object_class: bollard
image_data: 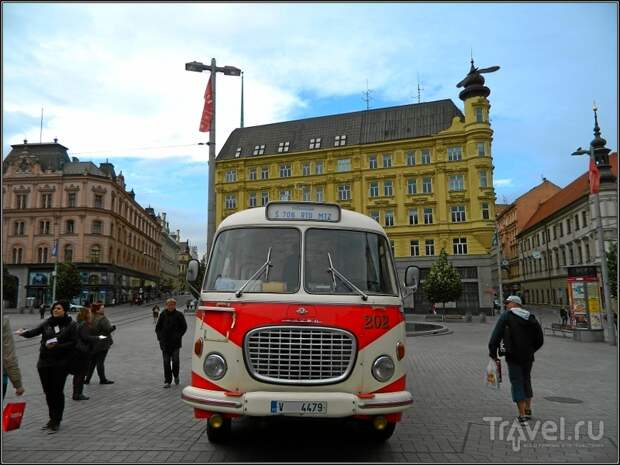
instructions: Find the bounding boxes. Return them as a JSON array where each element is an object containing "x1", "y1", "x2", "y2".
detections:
[
  {"x1": 465, "y1": 312, "x2": 472, "y2": 323},
  {"x1": 480, "y1": 312, "x2": 487, "y2": 323}
]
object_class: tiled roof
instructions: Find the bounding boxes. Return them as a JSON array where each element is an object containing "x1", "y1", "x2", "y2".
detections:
[
  {"x1": 62, "y1": 161, "x2": 105, "y2": 176},
  {"x1": 218, "y1": 99, "x2": 464, "y2": 160},
  {"x1": 495, "y1": 203, "x2": 511, "y2": 217},
  {"x1": 520, "y1": 153, "x2": 617, "y2": 234}
]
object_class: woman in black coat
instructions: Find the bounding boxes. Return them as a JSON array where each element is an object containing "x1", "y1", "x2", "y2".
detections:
[
  {"x1": 71, "y1": 306, "x2": 101, "y2": 400},
  {"x1": 16, "y1": 301, "x2": 77, "y2": 433}
]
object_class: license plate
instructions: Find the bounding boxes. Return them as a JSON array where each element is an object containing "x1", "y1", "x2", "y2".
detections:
[{"x1": 270, "y1": 400, "x2": 327, "y2": 415}]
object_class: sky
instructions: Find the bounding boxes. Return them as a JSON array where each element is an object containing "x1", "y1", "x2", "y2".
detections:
[{"x1": 2, "y1": 2, "x2": 618, "y2": 258}]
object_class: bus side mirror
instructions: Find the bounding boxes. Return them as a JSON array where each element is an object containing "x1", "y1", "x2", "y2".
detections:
[
  {"x1": 186, "y1": 259, "x2": 200, "y2": 283},
  {"x1": 404, "y1": 266, "x2": 419, "y2": 292}
]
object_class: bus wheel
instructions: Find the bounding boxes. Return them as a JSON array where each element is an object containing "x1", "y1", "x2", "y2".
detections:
[
  {"x1": 368, "y1": 420, "x2": 396, "y2": 442},
  {"x1": 206, "y1": 416, "x2": 231, "y2": 443}
]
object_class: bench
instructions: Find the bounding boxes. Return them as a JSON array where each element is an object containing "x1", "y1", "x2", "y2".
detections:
[{"x1": 544, "y1": 322, "x2": 575, "y2": 338}]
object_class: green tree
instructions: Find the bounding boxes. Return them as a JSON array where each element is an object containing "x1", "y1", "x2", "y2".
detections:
[
  {"x1": 422, "y1": 249, "x2": 463, "y2": 320},
  {"x1": 55, "y1": 262, "x2": 82, "y2": 303},
  {"x1": 607, "y1": 241, "x2": 617, "y2": 300}
]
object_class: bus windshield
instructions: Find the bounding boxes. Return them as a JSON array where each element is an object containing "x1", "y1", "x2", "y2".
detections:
[
  {"x1": 304, "y1": 229, "x2": 397, "y2": 296},
  {"x1": 204, "y1": 227, "x2": 301, "y2": 293}
]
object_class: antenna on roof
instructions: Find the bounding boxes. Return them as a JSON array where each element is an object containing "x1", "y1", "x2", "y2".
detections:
[
  {"x1": 417, "y1": 73, "x2": 424, "y2": 104},
  {"x1": 362, "y1": 79, "x2": 373, "y2": 110},
  {"x1": 40, "y1": 107, "x2": 44, "y2": 143}
]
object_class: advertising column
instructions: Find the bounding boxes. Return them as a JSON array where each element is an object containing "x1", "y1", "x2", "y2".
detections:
[{"x1": 567, "y1": 266, "x2": 604, "y2": 342}]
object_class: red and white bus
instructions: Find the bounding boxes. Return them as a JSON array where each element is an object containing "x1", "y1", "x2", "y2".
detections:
[{"x1": 182, "y1": 202, "x2": 419, "y2": 442}]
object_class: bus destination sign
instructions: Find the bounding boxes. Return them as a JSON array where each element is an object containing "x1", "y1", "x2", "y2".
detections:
[{"x1": 265, "y1": 202, "x2": 340, "y2": 222}]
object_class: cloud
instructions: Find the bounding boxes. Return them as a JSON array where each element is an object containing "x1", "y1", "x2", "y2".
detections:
[{"x1": 494, "y1": 179, "x2": 513, "y2": 187}]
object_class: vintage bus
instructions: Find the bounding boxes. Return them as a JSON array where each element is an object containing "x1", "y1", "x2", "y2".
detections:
[{"x1": 182, "y1": 202, "x2": 419, "y2": 442}]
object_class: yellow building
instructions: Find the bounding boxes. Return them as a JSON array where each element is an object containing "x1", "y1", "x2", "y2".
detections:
[{"x1": 215, "y1": 62, "x2": 499, "y2": 313}]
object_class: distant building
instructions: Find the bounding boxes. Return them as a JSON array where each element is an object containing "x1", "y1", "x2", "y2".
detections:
[
  {"x1": 158, "y1": 212, "x2": 180, "y2": 293},
  {"x1": 171, "y1": 231, "x2": 191, "y2": 292},
  {"x1": 2, "y1": 140, "x2": 161, "y2": 307}
]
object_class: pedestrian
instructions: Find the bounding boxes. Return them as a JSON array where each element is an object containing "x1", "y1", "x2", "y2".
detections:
[
  {"x1": 3, "y1": 318, "x2": 25, "y2": 400},
  {"x1": 39, "y1": 302, "x2": 47, "y2": 320},
  {"x1": 71, "y1": 307, "x2": 101, "y2": 401},
  {"x1": 85, "y1": 302, "x2": 115, "y2": 385},
  {"x1": 155, "y1": 298, "x2": 187, "y2": 388},
  {"x1": 559, "y1": 307, "x2": 568, "y2": 327},
  {"x1": 152, "y1": 304, "x2": 160, "y2": 324},
  {"x1": 488, "y1": 295, "x2": 544, "y2": 425},
  {"x1": 15, "y1": 301, "x2": 77, "y2": 433}
]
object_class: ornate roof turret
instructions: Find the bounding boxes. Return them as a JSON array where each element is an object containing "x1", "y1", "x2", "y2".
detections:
[
  {"x1": 591, "y1": 103, "x2": 615, "y2": 184},
  {"x1": 457, "y1": 58, "x2": 500, "y2": 101}
]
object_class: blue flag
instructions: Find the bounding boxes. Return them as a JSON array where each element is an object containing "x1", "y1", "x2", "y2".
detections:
[{"x1": 51, "y1": 239, "x2": 58, "y2": 257}]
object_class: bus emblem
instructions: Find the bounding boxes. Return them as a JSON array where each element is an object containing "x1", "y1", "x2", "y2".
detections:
[{"x1": 296, "y1": 308, "x2": 308, "y2": 315}]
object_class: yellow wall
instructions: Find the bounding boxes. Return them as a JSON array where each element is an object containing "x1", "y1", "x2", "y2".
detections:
[{"x1": 216, "y1": 97, "x2": 496, "y2": 258}]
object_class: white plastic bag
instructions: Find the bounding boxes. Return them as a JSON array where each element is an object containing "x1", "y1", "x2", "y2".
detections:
[{"x1": 485, "y1": 359, "x2": 500, "y2": 389}]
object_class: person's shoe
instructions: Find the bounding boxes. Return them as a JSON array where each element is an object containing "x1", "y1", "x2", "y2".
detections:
[
  {"x1": 41, "y1": 421, "x2": 53, "y2": 430},
  {"x1": 163, "y1": 383, "x2": 171, "y2": 388},
  {"x1": 47, "y1": 422, "x2": 60, "y2": 434},
  {"x1": 84, "y1": 379, "x2": 90, "y2": 385},
  {"x1": 517, "y1": 416, "x2": 529, "y2": 425},
  {"x1": 524, "y1": 408, "x2": 532, "y2": 420},
  {"x1": 174, "y1": 377, "x2": 179, "y2": 385},
  {"x1": 73, "y1": 394, "x2": 90, "y2": 400},
  {"x1": 100, "y1": 379, "x2": 114, "y2": 384}
]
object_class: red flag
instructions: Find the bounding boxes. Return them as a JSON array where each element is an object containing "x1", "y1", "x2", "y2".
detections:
[
  {"x1": 589, "y1": 158, "x2": 600, "y2": 194},
  {"x1": 199, "y1": 76, "x2": 213, "y2": 133}
]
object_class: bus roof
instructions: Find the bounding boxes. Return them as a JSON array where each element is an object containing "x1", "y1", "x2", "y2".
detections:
[{"x1": 218, "y1": 204, "x2": 387, "y2": 234}]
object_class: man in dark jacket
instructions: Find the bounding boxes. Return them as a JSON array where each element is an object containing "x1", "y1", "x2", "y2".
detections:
[
  {"x1": 155, "y1": 298, "x2": 187, "y2": 388},
  {"x1": 488, "y1": 295, "x2": 544, "y2": 425}
]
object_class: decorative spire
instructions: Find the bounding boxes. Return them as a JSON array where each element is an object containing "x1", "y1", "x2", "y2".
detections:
[
  {"x1": 591, "y1": 101, "x2": 607, "y2": 149},
  {"x1": 589, "y1": 102, "x2": 614, "y2": 184}
]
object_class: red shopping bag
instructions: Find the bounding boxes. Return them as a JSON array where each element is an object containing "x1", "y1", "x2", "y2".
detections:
[{"x1": 2, "y1": 402, "x2": 26, "y2": 432}]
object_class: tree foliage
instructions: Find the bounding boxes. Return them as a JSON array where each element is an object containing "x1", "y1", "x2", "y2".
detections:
[
  {"x1": 55, "y1": 262, "x2": 82, "y2": 302},
  {"x1": 607, "y1": 241, "x2": 617, "y2": 300},
  {"x1": 422, "y1": 249, "x2": 463, "y2": 316}
]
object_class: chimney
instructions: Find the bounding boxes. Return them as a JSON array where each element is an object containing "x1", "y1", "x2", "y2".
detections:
[
  {"x1": 177, "y1": 229, "x2": 180, "y2": 241},
  {"x1": 162, "y1": 212, "x2": 167, "y2": 222},
  {"x1": 54, "y1": 138, "x2": 58, "y2": 143}
]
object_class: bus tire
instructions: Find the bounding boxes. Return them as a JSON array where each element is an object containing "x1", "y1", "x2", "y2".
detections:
[
  {"x1": 206, "y1": 417, "x2": 231, "y2": 443},
  {"x1": 369, "y1": 421, "x2": 396, "y2": 442}
]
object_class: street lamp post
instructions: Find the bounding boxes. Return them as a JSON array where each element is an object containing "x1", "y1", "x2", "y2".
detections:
[
  {"x1": 571, "y1": 104, "x2": 616, "y2": 346},
  {"x1": 185, "y1": 59, "x2": 241, "y2": 257}
]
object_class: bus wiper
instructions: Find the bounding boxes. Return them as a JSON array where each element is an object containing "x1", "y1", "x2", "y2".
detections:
[
  {"x1": 327, "y1": 253, "x2": 368, "y2": 301},
  {"x1": 235, "y1": 248, "x2": 273, "y2": 297}
]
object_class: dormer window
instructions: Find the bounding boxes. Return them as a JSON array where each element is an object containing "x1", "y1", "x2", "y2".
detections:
[
  {"x1": 309, "y1": 138, "x2": 321, "y2": 149},
  {"x1": 235, "y1": 147, "x2": 242, "y2": 158},
  {"x1": 278, "y1": 141, "x2": 290, "y2": 153},
  {"x1": 475, "y1": 107, "x2": 484, "y2": 123},
  {"x1": 334, "y1": 135, "x2": 347, "y2": 147},
  {"x1": 253, "y1": 145, "x2": 265, "y2": 156}
]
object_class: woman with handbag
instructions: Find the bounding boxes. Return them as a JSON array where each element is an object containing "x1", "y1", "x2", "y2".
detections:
[
  {"x1": 71, "y1": 307, "x2": 101, "y2": 400},
  {"x1": 15, "y1": 301, "x2": 77, "y2": 433},
  {"x1": 85, "y1": 302, "x2": 115, "y2": 385}
]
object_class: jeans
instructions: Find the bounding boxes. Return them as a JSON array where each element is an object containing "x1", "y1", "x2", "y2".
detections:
[
  {"x1": 162, "y1": 348, "x2": 180, "y2": 384},
  {"x1": 506, "y1": 360, "x2": 533, "y2": 403}
]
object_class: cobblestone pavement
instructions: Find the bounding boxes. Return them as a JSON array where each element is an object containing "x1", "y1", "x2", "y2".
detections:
[{"x1": 2, "y1": 303, "x2": 617, "y2": 463}]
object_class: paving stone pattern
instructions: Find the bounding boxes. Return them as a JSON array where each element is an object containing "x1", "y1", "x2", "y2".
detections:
[{"x1": 1, "y1": 303, "x2": 617, "y2": 463}]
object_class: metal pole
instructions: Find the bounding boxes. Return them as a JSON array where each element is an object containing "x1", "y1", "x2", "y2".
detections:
[
  {"x1": 52, "y1": 238, "x2": 58, "y2": 302},
  {"x1": 207, "y1": 59, "x2": 217, "y2": 257},
  {"x1": 591, "y1": 147, "x2": 616, "y2": 345},
  {"x1": 495, "y1": 228, "x2": 504, "y2": 315},
  {"x1": 240, "y1": 71, "x2": 244, "y2": 128}
]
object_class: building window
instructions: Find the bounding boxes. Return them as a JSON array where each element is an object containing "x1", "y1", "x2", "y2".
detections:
[
  {"x1": 453, "y1": 237, "x2": 468, "y2": 255},
  {"x1": 582, "y1": 211, "x2": 587, "y2": 227},
  {"x1": 409, "y1": 208, "x2": 418, "y2": 225},
  {"x1": 279, "y1": 190, "x2": 291, "y2": 201},
  {"x1": 585, "y1": 240, "x2": 590, "y2": 262},
  {"x1": 482, "y1": 202, "x2": 490, "y2": 220},
  {"x1": 12, "y1": 247, "x2": 23, "y2": 264},
  {"x1": 92, "y1": 220, "x2": 104, "y2": 235},
  {"x1": 425, "y1": 240, "x2": 435, "y2": 256},
  {"x1": 447, "y1": 147, "x2": 462, "y2": 161},
  {"x1": 42, "y1": 193, "x2": 53, "y2": 208},
  {"x1": 369, "y1": 155, "x2": 377, "y2": 169},
  {"x1": 280, "y1": 164, "x2": 291, "y2": 177},
  {"x1": 302, "y1": 163, "x2": 311, "y2": 176},
  {"x1": 93, "y1": 194, "x2": 103, "y2": 209},
  {"x1": 315, "y1": 161, "x2": 324, "y2": 175},
  {"x1": 451, "y1": 205, "x2": 466, "y2": 223},
  {"x1": 278, "y1": 141, "x2": 290, "y2": 153},
  {"x1": 38, "y1": 246, "x2": 49, "y2": 263},
  {"x1": 385, "y1": 210, "x2": 394, "y2": 227},
  {"x1": 338, "y1": 184, "x2": 351, "y2": 201},
  {"x1": 384, "y1": 180, "x2": 393, "y2": 197},
  {"x1": 16, "y1": 194, "x2": 28, "y2": 209},
  {"x1": 477, "y1": 142, "x2": 486, "y2": 157},
  {"x1": 315, "y1": 186, "x2": 324, "y2": 202},
  {"x1": 369, "y1": 181, "x2": 379, "y2": 198},
  {"x1": 334, "y1": 135, "x2": 347, "y2": 146},
  {"x1": 561, "y1": 248, "x2": 566, "y2": 266},
  {"x1": 235, "y1": 147, "x2": 242, "y2": 158},
  {"x1": 421, "y1": 149, "x2": 431, "y2": 164},
  {"x1": 382, "y1": 153, "x2": 392, "y2": 168},
  {"x1": 89, "y1": 245, "x2": 101, "y2": 263},
  {"x1": 369, "y1": 210, "x2": 379, "y2": 222},
  {"x1": 574, "y1": 214, "x2": 580, "y2": 230},
  {"x1": 577, "y1": 243, "x2": 583, "y2": 264},
  {"x1": 225, "y1": 169, "x2": 237, "y2": 182},
  {"x1": 410, "y1": 240, "x2": 420, "y2": 256},
  {"x1": 249, "y1": 192, "x2": 257, "y2": 208},
  {"x1": 475, "y1": 107, "x2": 484, "y2": 123},
  {"x1": 566, "y1": 218, "x2": 572, "y2": 234},
  {"x1": 301, "y1": 186, "x2": 311, "y2": 201},
  {"x1": 253, "y1": 145, "x2": 265, "y2": 155},
  {"x1": 67, "y1": 192, "x2": 77, "y2": 207},
  {"x1": 449, "y1": 175, "x2": 465, "y2": 192},
  {"x1": 261, "y1": 191, "x2": 269, "y2": 206},
  {"x1": 39, "y1": 220, "x2": 51, "y2": 235},
  {"x1": 225, "y1": 194, "x2": 237, "y2": 209},
  {"x1": 424, "y1": 207, "x2": 433, "y2": 224},
  {"x1": 64, "y1": 245, "x2": 73, "y2": 263},
  {"x1": 479, "y1": 170, "x2": 488, "y2": 188},
  {"x1": 569, "y1": 245, "x2": 575, "y2": 265},
  {"x1": 407, "y1": 178, "x2": 417, "y2": 195},
  {"x1": 422, "y1": 177, "x2": 432, "y2": 193},
  {"x1": 337, "y1": 159, "x2": 351, "y2": 172},
  {"x1": 309, "y1": 138, "x2": 321, "y2": 149},
  {"x1": 261, "y1": 167, "x2": 269, "y2": 180},
  {"x1": 559, "y1": 223, "x2": 564, "y2": 237},
  {"x1": 14, "y1": 221, "x2": 25, "y2": 236},
  {"x1": 249, "y1": 167, "x2": 257, "y2": 181},
  {"x1": 406, "y1": 150, "x2": 415, "y2": 166}
]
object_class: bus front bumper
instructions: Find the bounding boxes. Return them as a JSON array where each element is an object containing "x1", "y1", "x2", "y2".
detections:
[{"x1": 181, "y1": 386, "x2": 413, "y2": 418}]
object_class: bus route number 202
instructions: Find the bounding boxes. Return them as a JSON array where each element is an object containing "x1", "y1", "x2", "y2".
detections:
[{"x1": 364, "y1": 314, "x2": 389, "y2": 329}]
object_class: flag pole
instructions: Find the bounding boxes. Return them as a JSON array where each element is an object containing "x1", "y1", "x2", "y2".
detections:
[{"x1": 52, "y1": 239, "x2": 59, "y2": 302}]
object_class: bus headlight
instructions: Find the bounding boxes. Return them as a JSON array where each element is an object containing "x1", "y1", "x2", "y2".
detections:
[
  {"x1": 203, "y1": 353, "x2": 227, "y2": 380},
  {"x1": 371, "y1": 355, "x2": 395, "y2": 382}
]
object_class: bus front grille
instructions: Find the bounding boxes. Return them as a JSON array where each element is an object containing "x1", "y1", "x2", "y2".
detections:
[{"x1": 244, "y1": 326, "x2": 356, "y2": 385}]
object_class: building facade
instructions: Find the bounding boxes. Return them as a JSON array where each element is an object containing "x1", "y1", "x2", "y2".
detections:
[
  {"x1": 158, "y1": 212, "x2": 180, "y2": 293},
  {"x1": 213, "y1": 62, "x2": 501, "y2": 313},
  {"x1": 2, "y1": 140, "x2": 162, "y2": 308}
]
